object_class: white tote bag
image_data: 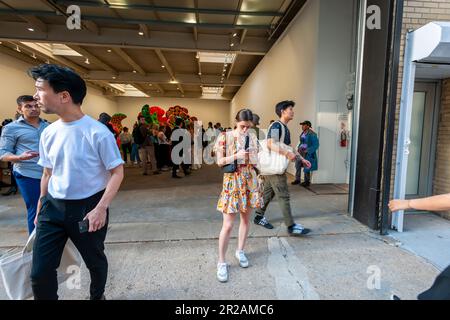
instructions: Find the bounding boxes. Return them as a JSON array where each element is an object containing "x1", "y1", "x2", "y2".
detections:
[
  {"x1": 257, "y1": 121, "x2": 291, "y2": 175},
  {"x1": 0, "y1": 230, "x2": 81, "y2": 300}
]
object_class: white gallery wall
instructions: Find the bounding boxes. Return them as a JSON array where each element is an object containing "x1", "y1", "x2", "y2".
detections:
[
  {"x1": 0, "y1": 52, "x2": 118, "y2": 123},
  {"x1": 230, "y1": 0, "x2": 356, "y2": 183}
]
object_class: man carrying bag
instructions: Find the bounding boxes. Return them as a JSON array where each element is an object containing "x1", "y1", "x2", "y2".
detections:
[{"x1": 254, "y1": 100, "x2": 312, "y2": 236}]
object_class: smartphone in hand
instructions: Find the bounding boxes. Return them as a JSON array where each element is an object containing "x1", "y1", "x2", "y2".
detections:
[{"x1": 78, "y1": 219, "x2": 89, "y2": 233}]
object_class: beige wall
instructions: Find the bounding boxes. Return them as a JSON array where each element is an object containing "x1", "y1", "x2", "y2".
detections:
[
  {"x1": 0, "y1": 51, "x2": 118, "y2": 123},
  {"x1": 117, "y1": 97, "x2": 231, "y2": 130},
  {"x1": 231, "y1": 0, "x2": 320, "y2": 177},
  {"x1": 231, "y1": 0, "x2": 355, "y2": 182}
]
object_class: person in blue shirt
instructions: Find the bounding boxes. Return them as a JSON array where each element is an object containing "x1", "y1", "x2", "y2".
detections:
[
  {"x1": 0, "y1": 95, "x2": 49, "y2": 234},
  {"x1": 292, "y1": 121, "x2": 319, "y2": 187}
]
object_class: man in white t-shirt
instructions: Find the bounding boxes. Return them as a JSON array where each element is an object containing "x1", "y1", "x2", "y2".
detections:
[{"x1": 29, "y1": 64, "x2": 124, "y2": 300}]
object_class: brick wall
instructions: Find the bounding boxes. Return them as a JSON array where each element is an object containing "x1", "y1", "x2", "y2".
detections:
[
  {"x1": 388, "y1": 0, "x2": 450, "y2": 219},
  {"x1": 433, "y1": 79, "x2": 450, "y2": 219}
]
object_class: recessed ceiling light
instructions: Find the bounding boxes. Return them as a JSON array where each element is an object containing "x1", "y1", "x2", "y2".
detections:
[
  {"x1": 85, "y1": 58, "x2": 90, "y2": 64},
  {"x1": 198, "y1": 72, "x2": 201, "y2": 75},
  {"x1": 133, "y1": 70, "x2": 137, "y2": 73},
  {"x1": 28, "y1": 28, "x2": 34, "y2": 32},
  {"x1": 224, "y1": 64, "x2": 228, "y2": 67},
  {"x1": 112, "y1": 76, "x2": 116, "y2": 79},
  {"x1": 161, "y1": 65, "x2": 165, "y2": 68},
  {"x1": 107, "y1": 49, "x2": 112, "y2": 53},
  {"x1": 232, "y1": 32, "x2": 237, "y2": 37},
  {"x1": 138, "y1": 31, "x2": 144, "y2": 36},
  {"x1": 149, "y1": 84, "x2": 152, "y2": 86},
  {"x1": 230, "y1": 43, "x2": 234, "y2": 47}
]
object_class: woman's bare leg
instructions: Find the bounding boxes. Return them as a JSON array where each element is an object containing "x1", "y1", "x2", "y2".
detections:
[
  {"x1": 238, "y1": 209, "x2": 251, "y2": 251},
  {"x1": 218, "y1": 212, "x2": 236, "y2": 263}
]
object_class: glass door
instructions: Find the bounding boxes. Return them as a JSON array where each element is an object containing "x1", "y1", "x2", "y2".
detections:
[{"x1": 405, "y1": 82, "x2": 437, "y2": 199}]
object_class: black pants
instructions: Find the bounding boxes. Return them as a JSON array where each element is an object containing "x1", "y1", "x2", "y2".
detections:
[
  {"x1": 418, "y1": 265, "x2": 450, "y2": 300},
  {"x1": 121, "y1": 143, "x2": 132, "y2": 163},
  {"x1": 172, "y1": 163, "x2": 189, "y2": 176},
  {"x1": 31, "y1": 190, "x2": 109, "y2": 300}
]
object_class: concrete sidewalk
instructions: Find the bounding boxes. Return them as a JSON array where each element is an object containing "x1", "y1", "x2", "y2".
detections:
[{"x1": 0, "y1": 165, "x2": 440, "y2": 300}]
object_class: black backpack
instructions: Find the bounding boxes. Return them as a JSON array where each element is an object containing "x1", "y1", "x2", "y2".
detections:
[{"x1": 133, "y1": 126, "x2": 145, "y2": 145}]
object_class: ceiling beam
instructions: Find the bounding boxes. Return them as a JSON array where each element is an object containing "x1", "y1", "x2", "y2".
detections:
[
  {"x1": 112, "y1": 48, "x2": 146, "y2": 75},
  {"x1": 226, "y1": 55, "x2": 238, "y2": 81},
  {"x1": 0, "y1": 0, "x2": 48, "y2": 32},
  {"x1": 85, "y1": 71, "x2": 245, "y2": 87},
  {"x1": 0, "y1": 9, "x2": 271, "y2": 30},
  {"x1": 193, "y1": 0, "x2": 199, "y2": 42},
  {"x1": 240, "y1": 29, "x2": 248, "y2": 45},
  {"x1": 0, "y1": 22, "x2": 271, "y2": 55},
  {"x1": 54, "y1": 0, "x2": 284, "y2": 16},
  {"x1": 154, "y1": 49, "x2": 184, "y2": 94},
  {"x1": 153, "y1": 84, "x2": 165, "y2": 95},
  {"x1": 67, "y1": 45, "x2": 116, "y2": 72},
  {"x1": 19, "y1": 16, "x2": 47, "y2": 33},
  {"x1": 139, "y1": 24, "x2": 150, "y2": 38},
  {"x1": 0, "y1": 44, "x2": 44, "y2": 65},
  {"x1": 0, "y1": 44, "x2": 120, "y2": 94},
  {"x1": 13, "y1": 41, "x2": 89, "y2": 75}
]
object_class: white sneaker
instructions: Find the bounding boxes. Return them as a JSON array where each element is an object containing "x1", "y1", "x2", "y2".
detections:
[
  {"x1": 217, "y1": 263, "x2": 228, "y2": 282},
  {"x1": 235, "y1": 250, "x2": 249, "y2": 268}
]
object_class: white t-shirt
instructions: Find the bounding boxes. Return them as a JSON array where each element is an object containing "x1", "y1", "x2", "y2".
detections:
[{"x1": 38, "y1": 115, "x2": 124, "y2": 200}]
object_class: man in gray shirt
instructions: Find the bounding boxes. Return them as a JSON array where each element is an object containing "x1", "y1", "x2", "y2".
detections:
[{"x1": 0, "y1": 95, "x2": 49, "y2": 234}]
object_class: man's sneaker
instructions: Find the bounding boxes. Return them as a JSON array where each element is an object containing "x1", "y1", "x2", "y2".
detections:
[
  {"x1": 254, "y1": 216, "x2": 274, "y2": 229},
  {"x1": 288, "y1": 224, "x2": 311, "y2": 236},
  {"x1": 217, "y1": 263, "x2": 228, "y2": 283},
  {"x1": 291, "y1": 180, "x2": 300, "y2": 185},
  {"x1": 235, "y1": 250, "x2": 249, "y2": 268},
  {"x1": 390, "y1": 294, "x2": 401, "y2": 300}
]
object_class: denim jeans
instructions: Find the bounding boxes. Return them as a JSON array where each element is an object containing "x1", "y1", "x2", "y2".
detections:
[{"x1": 13, "y1": 171, "x2": 40, "y2": 234}]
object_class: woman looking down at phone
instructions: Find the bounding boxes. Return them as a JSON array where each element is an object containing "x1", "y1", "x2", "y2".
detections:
[{"x1": 214, "y1": 108, "x2": 263, "y2": 283}]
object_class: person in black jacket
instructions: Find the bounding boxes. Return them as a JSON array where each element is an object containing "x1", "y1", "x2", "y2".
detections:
[{"x1": 171, "y1": 118, "x2": 190, "y2": 178}]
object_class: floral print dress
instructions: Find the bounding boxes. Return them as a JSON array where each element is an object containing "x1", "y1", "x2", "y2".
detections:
[{"x1": 215, "y1": 132, "x2": 263, "y2": 214}]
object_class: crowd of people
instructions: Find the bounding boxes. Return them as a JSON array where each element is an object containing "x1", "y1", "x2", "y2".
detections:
[{"x1": 0, "y1": 62, "x2": 447, "y2": 300}]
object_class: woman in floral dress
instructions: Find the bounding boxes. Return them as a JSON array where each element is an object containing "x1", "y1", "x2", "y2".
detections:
[{"x1": 215, "y1": 109, "x2": 263, "y2": 282}]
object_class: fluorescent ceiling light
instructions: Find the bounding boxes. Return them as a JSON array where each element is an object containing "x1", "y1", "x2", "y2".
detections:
[{"x1": 197, "y1": 52, "x2": 236, "y2": 64}]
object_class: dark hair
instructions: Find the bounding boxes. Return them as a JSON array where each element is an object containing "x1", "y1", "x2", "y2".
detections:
[
  {"x1": 16, "y1": 95, "x2": 34, "y2": 106},
  {"x1": 175, "y1": 117, "x2": 183, "y2": 126},
  {"x1": 208, "y1": 122, "x2": 213, "y2": 127},
  {"x1": 123, "y1": 127, "x2": 129, "y2": 132},
  {"x1": 98, "y1": 112, "x2": 111, "y2": 124},
  {"x1": 2, "y1": 119, "x2": 13, "y2": 126},
  {"x1": 28, "y1": 64, "x2": 86, "y2": 105},
  {"x1": 275, "y1": 100, "x2": 295, "y2": 117},
  {"x1": 235, "y1": 109, "x2": 253, "y2": 122}
]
